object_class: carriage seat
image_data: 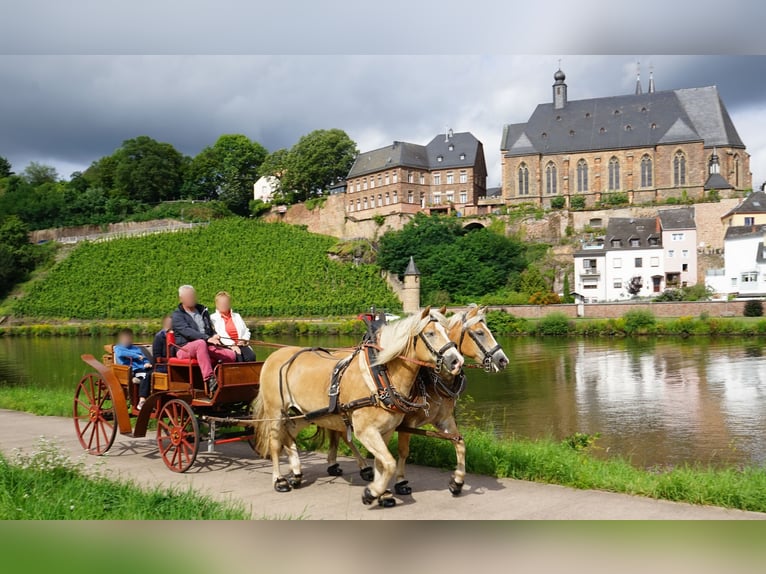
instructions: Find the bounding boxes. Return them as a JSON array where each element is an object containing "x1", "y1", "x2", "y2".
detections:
[{"x1": 165, "y1": 330, "x2": 199, "y2": 366}]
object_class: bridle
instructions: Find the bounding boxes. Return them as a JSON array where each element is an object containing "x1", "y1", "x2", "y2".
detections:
[
  {"x1": 414, "y1": 316, "x2": 459, "y2": 373},
  {"x1": 458, "y1": 313, "x2": 503, "y2": 373}
]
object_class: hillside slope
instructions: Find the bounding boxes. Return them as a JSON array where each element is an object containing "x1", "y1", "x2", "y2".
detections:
[{"x1": 15, "y1": 219, "x2": 400, "y2": 319}]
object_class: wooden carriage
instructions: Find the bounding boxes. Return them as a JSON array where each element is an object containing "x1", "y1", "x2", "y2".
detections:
[{"x1": 73, "y1": 336, "x2": 262, "y2": 473}]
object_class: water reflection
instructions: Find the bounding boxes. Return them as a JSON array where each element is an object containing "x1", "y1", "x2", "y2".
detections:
[{"x1": 1, "y1": 335, "x2": 765, "y2": 468}]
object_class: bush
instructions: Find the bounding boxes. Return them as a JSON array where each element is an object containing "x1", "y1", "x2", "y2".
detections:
[
  {"x1": 528, "y1": 291, "x2": 561, "y2": 305},
  {"x1": 479, "y1": 289, "x2": 530, "y2": 306},
  {"x1": 744, "y1": 300, "x2": 764, "y2": 317},
  {"x1": 535, "y1": 312, "x2": 572, "y2": 336},
  {"x1": 550, "y1": 196, "x2": 566, "y2": 209},
  {"x1": 372, "y1": 214, "x2": 386, "y2": 227},
  {"x1": 484, "y1": 310, "x2": 528, "y2": 335},
  {"x1": 665, "y1": 197, "x2": 680, "y2": 205},
  {"x1": 569, "y1": 195, "x2": 586, "y2": 210},
  {"x1": 623, "y1": 309, "x2": 656, "y2": 334},
  {"x1": 602, "y1": 192, "x2": 629, "y2": 206}
]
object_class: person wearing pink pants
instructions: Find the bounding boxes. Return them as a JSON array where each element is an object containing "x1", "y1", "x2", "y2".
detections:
[{"x1": 171, "y1": 285, "x2": 237, "y2": 395}]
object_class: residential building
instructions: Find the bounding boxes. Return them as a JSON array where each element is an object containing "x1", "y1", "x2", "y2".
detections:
[
  {"x1": 658, "y1": 207, "x2": 698, "y2": 287},
  {"x1": 574, "y1": 210, "x2": 697, "y2": 302},
  {"x1": 253, "y1": 175, "x2": 279, "y2": 202},
  {"x1": 706, "y1": 225, "x2": 766, "y2": 297},
  {"x1": 344, "y1": 130, "x2": 488, "y2": 219},
  {"x1": 721, "y1": 190, "x2": 766, "y2": 228},
  {"x1": 501, "y1": 68, "x2": 750, "y2": 209}
]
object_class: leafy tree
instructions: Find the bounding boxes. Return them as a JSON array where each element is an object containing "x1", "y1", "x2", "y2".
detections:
[
  {"x1": 744, "y1": 300, "x2": 764, "y2": 317},
  {"x1": 112, "y1": 136, "x2": 185, "y2": 203},
  {"x1": 185, "y1": 134, "x2": 267, "y2": 215},
  {"x1": 0, "y1": 216, "x2": 48, "y2": 296},
  {"x1": 278, "y1": 129, "x2": 357, "y2": 202},
  {"x1": 83, "y1": 155, "x2": 119, "y2": 192},
  {"x1": 258, "y1": 148, "x2": 289, "y2": 179},
  {"x1": 0, "y1": 155, "x2": 12, "y2": 178},
  {"x1": 21, "y1": 162, "x2": 58, "y2": 186},
  {"x1": 562, "y1": 274, "x2": 573, "y2": 303}
]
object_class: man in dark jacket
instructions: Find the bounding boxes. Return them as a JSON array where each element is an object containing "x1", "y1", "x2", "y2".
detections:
[{"x1": 171, "y1": 285, "x2": 236, "y2": 395}]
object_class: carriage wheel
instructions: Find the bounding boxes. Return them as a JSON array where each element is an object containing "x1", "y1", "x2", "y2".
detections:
[
  {"x1": 73, "y1": 373, "x2": 117, "y2": 455},
  {"x1": 156, "y1": 399, "x2": 199, "y2": 473}
]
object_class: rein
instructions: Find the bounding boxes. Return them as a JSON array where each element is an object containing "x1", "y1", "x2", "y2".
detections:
[{"x1": 458, "y1": 315, "x2": 502, "y2": 373}]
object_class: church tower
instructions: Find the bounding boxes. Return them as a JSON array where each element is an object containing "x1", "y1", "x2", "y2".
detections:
[
  {"x1": 402, "y1": 256, "x2": 421, "y2": 314},
  {"x1": 553, "y1": 67, "x2": 567, "y2": 110}
]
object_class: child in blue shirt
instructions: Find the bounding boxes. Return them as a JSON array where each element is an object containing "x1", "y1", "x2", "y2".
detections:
[{"x1": 114, "y1": 328, "x2": 152, "y2": 410}]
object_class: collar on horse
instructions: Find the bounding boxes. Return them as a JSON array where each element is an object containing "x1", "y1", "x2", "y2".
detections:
[{"x1": 458, "y1": 313, "x2": 501, "y2": 372}]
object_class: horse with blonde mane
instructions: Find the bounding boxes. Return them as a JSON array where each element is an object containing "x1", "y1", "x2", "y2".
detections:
[
  {"x1": 252, "y1": 307, "x2": 463, "y2": 507},
  {"x1": 326, "y1": 304, "x2": 508, "y2": 495}
]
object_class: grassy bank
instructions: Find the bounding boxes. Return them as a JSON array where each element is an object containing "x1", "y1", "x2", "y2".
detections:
[{"x1": 0, "y1": 439, "x2": 247, "y2": 519}]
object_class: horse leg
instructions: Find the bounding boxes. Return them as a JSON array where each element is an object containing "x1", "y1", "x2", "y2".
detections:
[
  {"x1": 269, "y1": 422, "x2": 291, "y2": 493},
  {"x1": 326, "y1": 431, "x2": 343, "y2": 476},
  {"x1": 285, "y1": 437, "x2": 303, "y2": 488},
  {"x1": 344, "y1": 436, "x2": 373, "y2": 481},
  {"x1": 443, "y1": 416, "x2": 465, "y2": 495},
  {"x1": 394, "y1": 432, "x2": 413, "y2": 495},
  {"x1": 355, "y1": 427, "x2": 397, "y2": 508}
]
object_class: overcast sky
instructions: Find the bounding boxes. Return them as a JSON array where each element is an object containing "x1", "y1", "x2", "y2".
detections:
[{"x1": 1, "y1": 55, "x2": 765, "y2": 187}]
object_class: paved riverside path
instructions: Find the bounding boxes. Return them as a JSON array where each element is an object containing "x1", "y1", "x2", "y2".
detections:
[{"x1": 0, "y1": 409, "x2": 763, "y2": 520}]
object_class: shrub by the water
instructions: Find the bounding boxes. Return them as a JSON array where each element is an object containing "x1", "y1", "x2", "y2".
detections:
[
  {"x1": 623, "y1": 309, "x2": 657, "y2": 334},
  {"x1": 744, "y1": 300, "x2": 764, "y2": 317},
  {"x1": 535, "y1": 312, "x2": 572, "y2": 336}
]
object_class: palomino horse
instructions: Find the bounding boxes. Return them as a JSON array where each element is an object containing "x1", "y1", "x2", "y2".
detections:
[
  {"x1": 326, "y1": 305, "x2": 508, "y2": 495},
  {"x1": 252, "y1": 307, "x2": 464, "y2": 507}
]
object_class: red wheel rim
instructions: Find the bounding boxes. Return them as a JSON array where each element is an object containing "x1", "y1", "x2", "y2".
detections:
[
  {"x1": 156, "y1": 399, "x2": 199, "y2": 473},
  {"x1": 73, "y1": 374, "x2": 116, "y2": 455}
]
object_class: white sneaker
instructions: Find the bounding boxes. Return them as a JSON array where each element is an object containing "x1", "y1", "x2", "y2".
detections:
[{"x1": 132, "y1": 376, "x2": 141, "y2": 385}]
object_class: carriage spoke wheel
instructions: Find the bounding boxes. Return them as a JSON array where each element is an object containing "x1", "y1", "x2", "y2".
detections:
[
  {"x1": 156, "y1": 399, "x2": 199, "y2": 473},
  {"x1": 73, "y1": 373, "x2": 117, "y2": 455}
]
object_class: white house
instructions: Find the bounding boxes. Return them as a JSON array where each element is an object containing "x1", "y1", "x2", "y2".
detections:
[
  {"x1": 658, "y1": 207, "x2": 698, "y2": 288},
  {"x1": 253, "y1": 176, "x2": 279, "y2": 202},
  {"x1": 706, "y1": 224, "x2": 766, "y2": 297},
  {"x1": 603, "y1": 217, "x2": 665, "y2": 300},
  {"x1": 573, "y1": 243, "x2": 606, "y2": 303}
]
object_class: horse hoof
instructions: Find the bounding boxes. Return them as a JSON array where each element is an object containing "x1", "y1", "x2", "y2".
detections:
[
  {"x1": 327, "y1": 463, "x2": 343, "y2": 477},
  {"x1": 448, "y1": 478, "x2": 464, "y2": 496},
  {"x1": 360, "y1": 466, "x2": 374, "y2": 482},
  {"x1": 288, "y1": 473, "x2": 303, "y2": 488},
  {"x1": 378, "y1": 491, "x2": 396, "y2": 508},
  {"x1": 362, "y1": 487, "x2": 376, "y2": 505},
  {"x1": 274, "y1": 478, "x2": 292, "y2": 493},
  {"x1": 394, "y1": 480, "x2": 412, "y2": 495}
]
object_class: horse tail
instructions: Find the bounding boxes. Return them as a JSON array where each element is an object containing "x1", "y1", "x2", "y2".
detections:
[{"x1": 251, "y1": 393, "x2": 273, "y2": 459}]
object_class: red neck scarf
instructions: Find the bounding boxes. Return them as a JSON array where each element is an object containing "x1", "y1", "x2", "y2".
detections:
[{"x1": 220, "y1": 311, "x2": 239, "y2": 343}]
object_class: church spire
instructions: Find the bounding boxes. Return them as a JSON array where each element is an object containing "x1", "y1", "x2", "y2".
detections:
[
  {"x1": 648, "y1": 64, "x2": 655, "y2": 93},
  {"x1": 553, "y1": 65, "x2": 567, "y2": 109},
  {"x1": 635, "y1": 61, "x2": 643, "y2": 95}
]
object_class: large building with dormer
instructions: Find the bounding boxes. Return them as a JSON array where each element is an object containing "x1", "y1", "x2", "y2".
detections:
[
  {"x1": 501, "y1": 69, "x2": 751, "y2": 209},
  {"x1": 344, "y1": 130, "x2": 488, "y2": 219}
]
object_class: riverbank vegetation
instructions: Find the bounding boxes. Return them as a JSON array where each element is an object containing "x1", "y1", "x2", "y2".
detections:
[
  {"x1": 12, "y1": 219, "x2": 399, "y2": 319},
  {"x1": 0, "y1": 438, "x2": 247, "y2": 519}
]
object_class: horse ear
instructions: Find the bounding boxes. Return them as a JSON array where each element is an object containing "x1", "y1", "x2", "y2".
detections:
[
  {"x1": 439, "y1": 305, "x2": 447, "y2": 315},
  {"x1": 420, "y1": 306, "x2": 431, "y2": 319},
  {"x1": 478, "y1": 305, "x2": 488, "y2": 315},
  {"x1": 466, "y1": 305, "x2": 479, "y2": 318}
]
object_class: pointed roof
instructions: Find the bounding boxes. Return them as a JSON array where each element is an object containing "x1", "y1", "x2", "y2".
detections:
[
  {"x1": 704, "y1": 173, "x2": 733, "y2": 191},
  {"x1": 722, "y1": 191, "x2": 766, "y2": 219},
  {"x1": 658, "y1": 117, "x2": 698, "y2": 144},
  {"x1": 404, "y1": 256, "x2": 421, "y2": 276}
]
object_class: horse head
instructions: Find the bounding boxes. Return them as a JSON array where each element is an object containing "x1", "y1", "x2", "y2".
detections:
[{"x1": 450, "y1": 304, "x2": 509, "y2": 372}]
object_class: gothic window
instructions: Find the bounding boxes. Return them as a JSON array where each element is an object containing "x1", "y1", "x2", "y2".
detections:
[
  {"x1": 640, "y1": 155, "x2": 653, "y2": 188},
  {"x1": 545, "y1": 162, "x2": 557, "y2": 195},
  {"x1": 518, "y1": 163, "x2": 529, "y2": 196},
  {"x1": 734, "y1": 154, "x2": 741, "y2": 187},
  {"x1": 608, "y1": 156, "x2": 620, "y2": 191},
  {"x1": 576, "y1": 159, "x2": 588, "y2": 192},
  {"x1": 673, "y1": 151, "x2": 686, "y2": 187}
]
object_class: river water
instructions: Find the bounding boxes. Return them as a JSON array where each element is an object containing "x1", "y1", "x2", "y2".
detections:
[{"x1": 1, "y1": 335, "x2": 765, "y2": 469}]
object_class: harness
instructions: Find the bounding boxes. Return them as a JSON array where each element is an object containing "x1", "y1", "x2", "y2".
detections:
[{"x1": 458, "y1": 314, "x2": 502, "y2": 372}]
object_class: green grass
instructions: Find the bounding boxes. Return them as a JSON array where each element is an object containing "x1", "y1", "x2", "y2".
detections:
[
  {"x1": 0, "y1": 439, "x2": 248, "y2": 519},
  {"x1": 13, "y1": 218, "x2": 400, "y2": 319},
  {"x1": 0, "y1": 385, "x2": 73, "y2": 417}
]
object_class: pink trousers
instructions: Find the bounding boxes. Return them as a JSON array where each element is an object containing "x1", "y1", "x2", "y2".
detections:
[{"x1": 176, "y1": 339, "x2": 236, "y2": 380}]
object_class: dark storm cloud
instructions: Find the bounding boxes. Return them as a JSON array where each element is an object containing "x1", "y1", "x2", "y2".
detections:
[{"x1": 2, "y1": 55, "x2": 766, "y2": 184}]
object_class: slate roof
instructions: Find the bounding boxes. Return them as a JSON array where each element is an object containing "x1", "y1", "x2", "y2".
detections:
[
  {"x1": 404, "y1": 256, "x2": 421, "y2": 276},
  {"x1": 501, "y1": 85, "x2": 745, "y2": 157},
  {"x1": 658, "y1": 207, "x2": 695, "y2": 230},
  {"x1": 704, "y1": 173, "x2": 733, "y2": 190},
  {"x1": 724, "y1": 223, "x2": 766, "y2": 241},
  {"x1": 348, "y1": 132, "x2": 482, "y2": 178},
  {"x1": 486, "y1": 186, "x2": 502, "y2": 198},
  {"x1": 722, "y1": 191, "x2": 766, "y2": 218},
  {"x1": 604, "y1": 217, "x2": 662, "y2": 251}
]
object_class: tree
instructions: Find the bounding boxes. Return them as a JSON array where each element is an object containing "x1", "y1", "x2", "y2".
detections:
[
  {"x1": 21, "y1": 162, "x2": 58, "y2": 186},
  {"x1": 185, "y1": 134, "x2": 267, "y2": 215},
  {"x1": 279, "y1": 129, "x2": 357, "y2": 202},
  {"x1": 0, "y1": 155, "x2": 12, "y2": 178},
  {"x1": 112, "y1": 136, "x2": 185, "y2": 203},
  {"x1": 562, "y1": 273, "x2": 573, "y2": 303},
  {"x1": 0, "y1": 216, "x2": 44, "y2": 296}
]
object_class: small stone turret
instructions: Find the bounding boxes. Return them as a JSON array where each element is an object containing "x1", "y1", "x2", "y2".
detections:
[{"x1": 402, "y1": 256, "x2": 421, "y2": 314}]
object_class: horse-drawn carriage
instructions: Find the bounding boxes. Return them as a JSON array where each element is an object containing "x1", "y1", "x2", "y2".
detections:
[
  {"x1": 74, "y1": 332, "x2": 262, "y2": 472},
  {"x1": 73, "y1": 306, "x2": 508, "y2": 506}
]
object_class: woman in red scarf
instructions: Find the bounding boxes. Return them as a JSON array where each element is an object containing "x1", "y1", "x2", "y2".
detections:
[{"x1": 210, "y1": 291, "x2": 256, "y2": 362}]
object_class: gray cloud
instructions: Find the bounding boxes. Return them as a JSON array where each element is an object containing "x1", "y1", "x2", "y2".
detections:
[{"x1": 1, "y1": 55, "x2": 765, "y2": 187}]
